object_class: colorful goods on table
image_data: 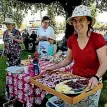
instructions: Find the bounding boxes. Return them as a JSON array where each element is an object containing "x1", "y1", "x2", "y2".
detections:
[
  {"x1": 21, "y1": 52, "x2": 40, "y2": 76},
  {"x1": 36, "y1": 71, "x2": 63, "y2": 88},
  {"x1": 47, "y1": 50, "x2": 67, "y2": 63},
  {"x1": 35, "y1": 71, "x2": 89, "y2": 94}
]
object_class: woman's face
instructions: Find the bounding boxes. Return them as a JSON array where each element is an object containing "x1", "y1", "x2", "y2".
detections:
[
  {"x1": 42, "y1": 20, "x2": 50, "y2": 28},
  {"x1": 72, "y1": 16, "x2": 90, "y2": 34},
  {"x1": 6, "y1": 23, "x2": 14, "y2": 30}
]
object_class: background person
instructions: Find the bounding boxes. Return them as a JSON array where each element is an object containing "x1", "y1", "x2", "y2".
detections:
[
  {"x1": 43, "y1": 5, "x2": 107, "y2": 107},
  {"x1": 57, "y1": 23, "x2": 74, "y2": 52},
  {"x1": 29, "y1": 30, "x2": 37, "y2": 52},
  {"x1": 22, "y1": 29, "x2": 29, "y2": 51},
  {"x1": 37, "y1": 16, "x2": 54, "y2": 59},
  {"x1": 48, "y1": 35, "x2": 57, "y2": 56},
  {"x1": 60, "y1": 24, "x2": 74, "y2": 52},
  {"x1": 2, "y1": 18, "x2": 23, "y2": 66},
  {"x1": 104, "y1": 32, "x2": 107, "y2": 45}
]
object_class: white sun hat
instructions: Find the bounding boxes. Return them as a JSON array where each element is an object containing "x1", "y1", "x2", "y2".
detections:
[
  {"x1": 49, "y1": 35, "x2": 56, "y2": 40},
  {"x1": 67, "y1": 5, "x2": 95, "y2": 25},
  {"x1": 3, "y1": 18, "x2": 15, "y2": 24}
]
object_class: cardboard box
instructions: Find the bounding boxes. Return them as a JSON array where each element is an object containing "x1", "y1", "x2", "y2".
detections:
[{"x1": 30, "y1": 76, "x2": 103, "y2": 104}]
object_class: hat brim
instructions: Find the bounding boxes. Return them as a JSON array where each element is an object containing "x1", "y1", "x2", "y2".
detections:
[
  {"x1": 3, "y1": 21, "x2": 15, "y2": 24},
  {"x1": 67, "y1": 16, "x2": 95, "y2": 26},
  {"x1": 49, "y1": 37, "x2": 56, "y2": 40}
]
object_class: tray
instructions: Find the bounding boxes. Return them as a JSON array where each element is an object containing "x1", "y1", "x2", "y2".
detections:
[{"x1": 30, "y1": 75, "x2": 103, "y2": 104}]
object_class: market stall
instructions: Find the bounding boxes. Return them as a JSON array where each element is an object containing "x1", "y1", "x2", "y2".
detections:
[{"x1": 5, "y1": 60, "x2": 73, "y2": 107}]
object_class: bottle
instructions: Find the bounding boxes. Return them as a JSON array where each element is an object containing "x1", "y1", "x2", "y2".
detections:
[{"x1": 33, "y1": 59, "x2": 40, "y2": 75}]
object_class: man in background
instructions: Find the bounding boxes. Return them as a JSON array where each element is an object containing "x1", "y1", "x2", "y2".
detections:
[
  {"x1": 22, "y1": 29, "x2": 29, "y2": 51},
  {"x1": 29, "y1": 30, "x2": 37, "y2": 52}
]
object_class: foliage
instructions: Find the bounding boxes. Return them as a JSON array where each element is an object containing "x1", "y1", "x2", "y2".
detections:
[
  {"x1": 0, "y1": 0, "x2": 27, "y2": 28},
  {"x1": 56, "y1": 22, "x2": 66, "y2": 33},
  {"x1": 47, "y1": 3, "x2": 58, "y2": 34},
  {"x1": 99, "y1": 80, "x2": 107, "y2": 107},
  {"x1": 82, "y1": 0, "x2": 107, "y2": 12},
  {"x1": 94, "y1": 22, "x2": 107, "y2": 30},
  {"x1": 0, "y1": 0, "x2": 106, "y2": 29},
  {"x1": 0, "y1": 0, "x2": 12, "y2": 21},
  {"x1": 14, "y1": 0, "x2": 107, "y2": 18},
  {"x1": 94, "y1": 22, "x2": 101, "y2": 29},
  {"x1": 90, "y1": 4, "x2": 97, "y2": 18},
  {"x1": 12, "y1": 10, "x2": 24, "y2": 28}
]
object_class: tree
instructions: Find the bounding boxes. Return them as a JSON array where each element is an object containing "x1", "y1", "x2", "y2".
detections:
[
  {"x1": 9, "y1": 0, "x2": 107, "y2": 33},
  {"x1": 0, "y1": 0, "x2": 12, "y2": 21},
  {"x1": 47, "y1": 3, "x2": 58, "y2": 34},
  {"x1": 15, "y1": 0, "x2": 107, "y2": 18},
  {"x1": 15, "y1": 0, "x2": 81, "y2": 19},
  {"x1": 12, "y1": 10, "x2": 24, "y2": 28},
  {"x1": 0, "y1": 0, "x2": 29, "y2": 28},
  {"x1": 12, "y1": 0, "x2": 107, "y2": 35}
]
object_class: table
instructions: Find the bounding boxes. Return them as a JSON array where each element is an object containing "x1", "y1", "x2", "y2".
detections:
[{"x1": 6, "y1": 60, "x2": 73, "y2": 107}]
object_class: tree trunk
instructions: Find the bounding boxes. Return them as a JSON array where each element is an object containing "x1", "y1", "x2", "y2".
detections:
[{"x1": 62, "y1": 0, "x2": 82, "y2": 39}]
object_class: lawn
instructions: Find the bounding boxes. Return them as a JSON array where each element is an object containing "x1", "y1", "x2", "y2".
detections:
[{"x1": 0, "y1": 45, "x2": 107, "y2": 107}]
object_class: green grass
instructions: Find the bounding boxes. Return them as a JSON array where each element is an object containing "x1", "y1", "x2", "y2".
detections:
[
  {"x1": 0, "y1": 44, "x2": 3, "y2": 50},
  {"x1": 0, "y1": 44, "x2": 25, "y2": 50},
  {"x1": 0, "y1": 44, "x2": 107, "y2": 107},
  {"x1": 0, "y1": 57, "x2": 7, "y2": 98}
]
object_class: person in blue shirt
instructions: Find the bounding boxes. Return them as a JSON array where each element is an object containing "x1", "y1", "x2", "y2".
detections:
[
  {"x1": 48, "y1": 35, "x2": 57, "y2": 56},
  {"x1": 104, "y1": 32, "x2": 107, "y2": 44}
]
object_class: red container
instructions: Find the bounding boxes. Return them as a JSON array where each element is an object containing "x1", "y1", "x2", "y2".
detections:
[{"x1": 34, "y1": 51, "x2": 39, "y2": 61}]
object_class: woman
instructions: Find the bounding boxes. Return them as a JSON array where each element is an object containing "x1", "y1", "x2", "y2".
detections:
[
  {"x1": 37, "y1": 16, "x2": 54, "y2": 59},
  {"x1": 2, "y1": 18, "x2": 23, "y2": 66},
  {"x1": 43, "y1": 5, "x2": 107, "y2": 107}
]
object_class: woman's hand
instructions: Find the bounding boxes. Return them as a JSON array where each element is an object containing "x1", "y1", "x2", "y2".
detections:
[{"x1": 88, "y1": 77, "x2": 99, "y2": 89}]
